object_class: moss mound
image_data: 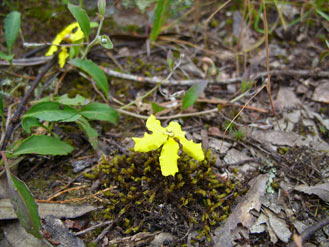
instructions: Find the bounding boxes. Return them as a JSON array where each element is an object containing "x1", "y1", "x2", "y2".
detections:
[{"x1": 85, "y1": 149, "x2": 242, "y2": 242}]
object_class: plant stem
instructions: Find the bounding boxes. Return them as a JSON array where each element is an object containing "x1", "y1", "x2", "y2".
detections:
[
  {"x1": 120, "y1": 83, "x2": 161, "y2": 110},
  {"x1": 81, "y1": 16, "x2": 104, "y2": 60}
]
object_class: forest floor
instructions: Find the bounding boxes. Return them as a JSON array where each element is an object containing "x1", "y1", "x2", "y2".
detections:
[{"x1": 0, "y1": 1, "x2": 328, "y2": 247}]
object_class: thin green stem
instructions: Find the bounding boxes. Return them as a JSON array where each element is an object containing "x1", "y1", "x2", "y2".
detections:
[
  {"x1": 81, "y1": 16, "x2": 104, "y2": 59},
  {"x1": 120, "y1": 83, "x2": 161, "y2": 110}
]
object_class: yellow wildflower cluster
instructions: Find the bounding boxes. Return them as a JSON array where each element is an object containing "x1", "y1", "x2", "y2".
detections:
[
  {"x1": 133, "y1": 115, "x2": 205, "y2": 176},
  {"x1": 46, "y1": 22, "x2": 84, "y2": 68}
]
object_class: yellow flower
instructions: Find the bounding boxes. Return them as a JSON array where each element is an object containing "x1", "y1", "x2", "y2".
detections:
[
  {"x1": 133, "y1": 115, "x2": 205, "y2": 176},
  {"x1": 46, "y1": 22, "x2": 84, "y2": 68}
]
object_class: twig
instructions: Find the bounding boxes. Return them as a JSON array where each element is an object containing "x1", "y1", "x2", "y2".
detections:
[
  {"x1": 0, "y1": 56, "x2": 53, "y2": 66},
  {"x1": 92, "y1": 222, "x2": 114, "y2": 243},
  {"x1": 46, "y1": 185, "x2": 87, "y2": 201},
  {"x1": 74, "y1": 220, "x2": 113, "y2": 236},
  {"x1": 116, "y1": 108, "x2": 218, "y2": 120},
  {"x1": 36, "y1": 187, "x2": 115, "y2": 204},
  {"x1": 288, "y1": 217, "x2": 329, "y2": 247},
  {"x1": 0, "y1": 53, "x2": 58, "y2": 152},
  {"x1": 103, "y1": 67, "x2": 329, "y2": 86},
  {"x1": 219, "y1": 83, "x2": 266, "y2": 152},
  {"x1": 262, "y1": 0, "x2": 280, "y2": 130}
]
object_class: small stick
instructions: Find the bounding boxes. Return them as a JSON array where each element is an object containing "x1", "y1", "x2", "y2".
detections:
[
  {"x1": 74, "y1": 220, "x2": 113, "y2": 236},
  {"x1": 0, "y1": 52, "x2": 58, "y2": 152},
  {"x1": 289, "y1": 217, "x2": 329, "y2": 247},
  {"x1": 103, "y1": 67, "x2": 329, "y2": 86}
]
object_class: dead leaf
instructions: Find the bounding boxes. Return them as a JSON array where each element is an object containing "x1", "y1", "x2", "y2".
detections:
[
  {"x1": 2, "y1": 222, "x2": 44, "y2": 247},
  {"x1": 274, "y1": 87, "x2": 301, "y2": 111},
  {"x1": 294, "y1": 183, "x2": 329, "y2": 202},
  {"x1": 0, "y1": 198, "x2": 98, "y2": 220},
  {"x1": 312, "y1": 80, "x2": 329, "y2": 103},
  {"x1": 43, "y1": 215, "x2": 85, "y2": 247},
  {"x1": 213, "y1": 174, "x2": 269, "y2": 247},
  {"x1": 264, "y1": 208, "x2": 292, "y2": 243}
]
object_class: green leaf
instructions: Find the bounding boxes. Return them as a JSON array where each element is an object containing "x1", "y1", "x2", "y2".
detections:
[
  {"x1": 6, "y1": 171, "x2": 42, "y2": 238},
  {"x1": 316, "y1": 9, "x2": 329, "y2": 22},
  {"x1": 37, "y1": 94, "x2": 88, "y2": 106},
  {"x1": 0, "y1": 94, "x2": 4, "y2": 117},
  {"x1": 21, "y1": 117, "x2": 45, "y2": 134},
  {"x1": 76, "y1": 117, "x2": 98, "y2": 150},
  {"x1": 79, "y1": 103, "x2": 118, "y2": 124},
  {"x1": 4, "y1": 11, "x2": 21, "y2": 54},
  {"x1": 68, "y1": 3, "x2": 90, "y2": 38},
  {"x1": 254, "y1": 4, "x2": 264, "y2": 34},
  {"x1": 0, "y1": 50, "x2": 15, "y2": 61},
  {"x1": 13, "y1": 135, "x2": 74, "y2": 155},
  {"x1": 150, "y1": 0, "x2": 172, "y2": 41},
  {"x1": 23, "y1": 101, "x2": 78, "y2": 122},
  {"x1": 167, "y1": 50, "x2": 174, "y2": 71},
  {"x1": 70, "y1": 59, "x2": 109, "y2": 99},
  {"x1": 98, "y1": 35, "x2": 113, "y2": 49},
  {"x1": 90, "y1": 21, "x2": 99, "y2": 28},
  {"x1": 0, "y1": 94, "x2": 5, "y2": 130},
  {"x1": 182, "y1": 81, "x2": 208, "y2": 110},
  {"x1": 151, "y1": 102, "x2": 165, "y2": 114},
  {"x1": 98, "y1": 0, "x2": 106, "y2": 16},
  {"x1": 57, "y1": 94, "x2": 88, "y2": 106},
  {"x1": 320, "y1": 50, "x2": 329, "y2": 61}
]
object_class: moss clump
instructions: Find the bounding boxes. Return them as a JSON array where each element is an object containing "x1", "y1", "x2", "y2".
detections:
[{"x1": 85, "y1": 149, "x2": 242, "y2": 243}]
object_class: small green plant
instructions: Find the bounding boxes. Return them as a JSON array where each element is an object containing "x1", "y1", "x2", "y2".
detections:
[
  {"x1": 0, "y1": 10, "x2": 21, "y2": 62},
  {"x1": 10, "y1": 0, "x2": 116, "y2": 156},
  {"x1": 233, "y1": 128, "x2": 245, "y2": 142},
  {"x1": 0, "y1": 0, "x2": 117, "y2": 241}
]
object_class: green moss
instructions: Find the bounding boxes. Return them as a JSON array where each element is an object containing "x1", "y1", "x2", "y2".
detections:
[{"x1": 85, "y1": 149, "x2": 243, "y2": 243}]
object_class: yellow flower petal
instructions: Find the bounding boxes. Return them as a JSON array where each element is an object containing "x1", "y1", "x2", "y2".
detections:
[
  {"x1": 45, "y1": 34, "x2": 62, "y2": 56},
  {"x1": 46, "y1": 22, "x2": 83, "y2": 56},
  {"x1": 166, "y1": 121, "x2": 185, "y2": 138},
  {"x1": 68, "y1": 26, "x2": 84, "y2": 42},
  {"x1": 159, "y1": 137, "x2": 179, "y2": 176},
  {"x1": 58, "y1": 47, "x2": 69, "y2": 68},
  {"x1": 146, "y1": 115, "x2": 165, "y2": 134},
  {"x1": 133, "y1": 115, "x2": 167, "y2": 152},
  {"x1": 167, "y1": 121, "x2": 204, "y2": 161},
  {"x1": 133, "y1": 132, "x2": 167, "y2": 152},
  {"x1": 179, "y1": 138, "x2": 205, "y2": 161}
]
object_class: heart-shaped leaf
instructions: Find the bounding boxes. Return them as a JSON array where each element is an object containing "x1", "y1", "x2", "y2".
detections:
[
  {"x1": 68, "y1": 3, "x2": 90, "y2": 38},
  {"x1": 23, "y1": 101, "x2": 78, "y2": 122},
  {"x1": 79, "y1": 103, "x2": 118, "y2": 124},
  {"x1": 13, "y1": 135, "x2": 74, "y2": 156},
  {"x1": 70, "y1": 59, "x2": 109, "y2": 99},
  {"x1": 4, "y1": 11, "x2": 21, "y2": 54}
]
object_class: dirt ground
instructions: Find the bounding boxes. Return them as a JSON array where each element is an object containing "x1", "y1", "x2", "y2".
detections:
[{"x1": 0, "y1": 1, "x2": 328, "y2": 247}]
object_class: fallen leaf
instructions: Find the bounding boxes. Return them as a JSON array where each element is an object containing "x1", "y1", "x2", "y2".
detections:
[
  {"x1": 294, "y1": 183, "x2": 329, "y2": 202},
  {"x1": 43, "y1": 215, "x2": 85, "y2": 247},
  {"x1": 0, "y1": 198, "x2": 98, "y2": 220},
  {"x1": 274, "y1": 87, "x2": 301, "y2": 111},
  {"x1": 312, "y1": 80, "x2": 329, "y2": 103},
  {"x1": 213, "y1": 174, "x2": 269, "y2": 247},
  {"x1": 2, "y1": 221, "x2": 44, "y2": 247},
  {"x1": 265, "y1": 208, "x2": 292, "y2": 243}
]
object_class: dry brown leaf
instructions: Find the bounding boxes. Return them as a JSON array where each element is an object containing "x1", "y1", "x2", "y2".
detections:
[{"x1": 213, "y1": 174, "x2": 269, "y2": 246}]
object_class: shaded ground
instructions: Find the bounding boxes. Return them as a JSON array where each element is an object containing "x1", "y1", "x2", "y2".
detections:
[{"x1": 0, "y1": 1, "x2": 328, "y2": 247}]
